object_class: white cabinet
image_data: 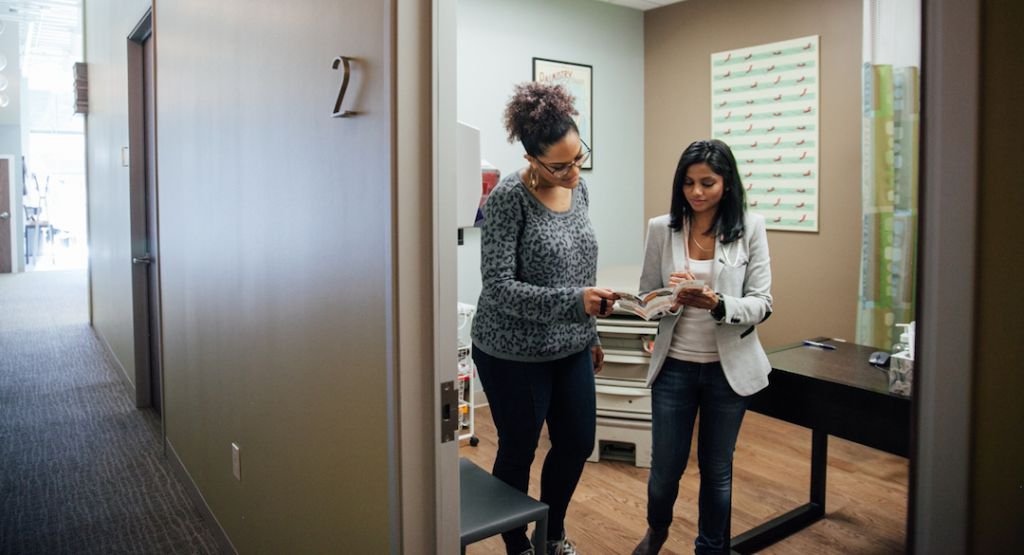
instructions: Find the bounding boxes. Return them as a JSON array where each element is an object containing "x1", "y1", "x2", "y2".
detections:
[{"x1": 590, "y1": 315, "x2": 658, "y2": 468}]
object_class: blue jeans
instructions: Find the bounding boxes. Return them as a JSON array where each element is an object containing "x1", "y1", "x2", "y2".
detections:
[
  {"x1": 647, "y1": 358, "x2": 749, "y2": 554},
  {"x1": 473, "y1": 346, "x2": 596, "y2": 555}
]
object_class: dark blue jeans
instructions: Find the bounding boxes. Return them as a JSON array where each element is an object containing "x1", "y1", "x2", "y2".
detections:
[
  {"x1": 647, "y1": 358, "x2": 749, "y2": 554},
  {"x1": 473, "y1": 346, "x2": 596, "y2": 555}
]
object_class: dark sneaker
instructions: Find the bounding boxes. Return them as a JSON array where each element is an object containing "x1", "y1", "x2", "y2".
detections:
[
  {"x1": 547, "y1": 534, "x2": 577, "y2": 555},
  {"x1": 631, "y1": 528, "x2": 669, "y2": 555}
]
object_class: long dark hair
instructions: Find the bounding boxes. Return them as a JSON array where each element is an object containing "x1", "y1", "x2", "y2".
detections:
[
  {"x1": 669, "y1": 139, "x2": 746, "y2": 244},
  {"x1": 503, "y1": 82, "x2": 579, "y2": 157}
]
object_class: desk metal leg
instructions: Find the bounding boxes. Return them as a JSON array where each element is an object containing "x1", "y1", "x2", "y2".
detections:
[
  {"x1": 730, "y1": 429, "x2": 828, "y2": 554},
  {"x1": 533, "y1": 515, "x2": 548, "y2": 555},
  {"x1": 810, "y1": 428, "x2": 828, "y2": 509}
]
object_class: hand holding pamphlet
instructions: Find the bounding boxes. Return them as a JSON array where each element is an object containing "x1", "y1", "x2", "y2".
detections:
[{"x1": 613, "y1": 280, "x2": 705, "y2": 321}]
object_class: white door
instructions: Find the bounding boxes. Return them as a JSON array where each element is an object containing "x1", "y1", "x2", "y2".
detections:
[{"x1": 0, "y1": 158, "x2": 12, "y2": 273}]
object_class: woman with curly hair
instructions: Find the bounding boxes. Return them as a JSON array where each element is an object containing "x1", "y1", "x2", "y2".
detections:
[{"x1": 471, "y1": 82, "x2": 618, "y2": 555}]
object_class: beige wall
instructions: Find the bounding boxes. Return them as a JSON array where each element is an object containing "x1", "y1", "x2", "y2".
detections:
[
  {"x1": 86, "y1": 0, "x2": 404, "y2": 552},
  {"x1": 154, "y1": 1, "x2": 394, "y2": 552},
  {"x1": 971, "y1": 0, "x2": 1024, "y2": 550},
  {"x1": 644, "y1": 0, "x2": 862, "y2": 348},
  {"x1": 84, "y1": 0, "x2": 152, "y2": 384}
]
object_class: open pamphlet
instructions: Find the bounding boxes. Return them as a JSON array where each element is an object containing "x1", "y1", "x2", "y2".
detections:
[{"x1": 613, "y1": 280, "x2": 705, "y2": 321}]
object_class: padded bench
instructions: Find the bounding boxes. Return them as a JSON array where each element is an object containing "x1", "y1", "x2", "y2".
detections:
[{"x1": 460, "y1": 458, "x2": 549, "y2": 555}]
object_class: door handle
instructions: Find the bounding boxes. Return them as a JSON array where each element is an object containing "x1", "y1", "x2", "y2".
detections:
[
  {"x1": 132, "y1": 254, "x2": 153, "y2": 265},
  {"x1": 0, "y1": 211, "x2": 9, "y2": 220}
]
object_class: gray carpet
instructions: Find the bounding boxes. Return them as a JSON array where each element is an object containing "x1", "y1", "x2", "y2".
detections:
[{"x1": 0, "y1": 270, "x2": 224, "y2": 555}]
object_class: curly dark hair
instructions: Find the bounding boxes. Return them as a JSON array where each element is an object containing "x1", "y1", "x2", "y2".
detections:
[{"x1": 503, "y1": 82, "x2": 579, "y2": 158}]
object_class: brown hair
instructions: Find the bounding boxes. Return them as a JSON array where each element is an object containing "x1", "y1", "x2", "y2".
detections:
[{"x1": 503, "y1": 82, "x2": 579, "y2": 158}]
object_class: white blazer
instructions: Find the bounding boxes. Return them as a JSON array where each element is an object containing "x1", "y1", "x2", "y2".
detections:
[{"x1": 639, "y1": 212, "x2": 773, "y2": 396}]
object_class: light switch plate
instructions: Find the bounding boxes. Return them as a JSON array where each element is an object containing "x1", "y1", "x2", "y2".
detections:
[{"x1": 231, "y1": 442, "x2": 241, "y2": 480}]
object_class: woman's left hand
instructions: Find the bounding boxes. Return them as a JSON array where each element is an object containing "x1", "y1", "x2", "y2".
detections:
[
  {"x1": 591, "y1": 345, "x2": 605, "y2": 374},
  {"x1": 676, "y1": 286, "x2": 719, "y2": 310}
]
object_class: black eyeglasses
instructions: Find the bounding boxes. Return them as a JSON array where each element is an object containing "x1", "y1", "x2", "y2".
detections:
[{"x1": 535, "y1": 139, "x2": 591, "y2": 178}]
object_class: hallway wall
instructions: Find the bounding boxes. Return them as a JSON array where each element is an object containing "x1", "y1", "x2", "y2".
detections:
[
  {"x1": 83, "y1": 0, "x2": 151, "y2": 384},
  {"x1": 85, "y1": 1, "x2": 400, "y2": 552}
]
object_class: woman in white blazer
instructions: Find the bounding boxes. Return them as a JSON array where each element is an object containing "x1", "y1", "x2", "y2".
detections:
[{"x1": 632, "y1": 140, "x2": 773, "y2": 555}]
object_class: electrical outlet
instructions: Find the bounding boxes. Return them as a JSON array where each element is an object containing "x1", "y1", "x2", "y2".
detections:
[{"x1": 231, "y1": 443, "x2": 241, "y2": 481}]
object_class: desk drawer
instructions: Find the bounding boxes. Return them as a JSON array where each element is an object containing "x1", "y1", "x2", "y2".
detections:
[
  {"x1": 596, "y1": 408, "x2": 652, "y2": 422},
  {"x1": 596, "y1": 384, "x2": 651, "y2": 415},
  {"x1": 597, "y1": 317, "x2": 660, "y2": 336},
  {"x1": 599, "y1": 333, "x2": 655, "y2": 354},
  {"x1": 599, "y1": 357, "x2": 649, "y2": 384}
]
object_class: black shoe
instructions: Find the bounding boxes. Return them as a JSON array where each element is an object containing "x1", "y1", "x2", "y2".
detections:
[
  {"x1": 546, "y1": 534, "x2": 577, "y2": 555},
  {"x1": 631, "y1": 528, "x2": 669, "y2": 555}
]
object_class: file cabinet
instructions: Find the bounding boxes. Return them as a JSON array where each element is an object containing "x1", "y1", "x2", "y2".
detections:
[{"x1": 590, "y1": 315, "x2": 658, "y2": 468}]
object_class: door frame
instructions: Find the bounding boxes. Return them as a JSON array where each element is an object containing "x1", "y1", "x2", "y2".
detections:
[
  {"x1": 428, "y1": 1, "x2": 983, "y2": 553},
  {"x1": 126, "y1": 8, "x2": 163, "y2": 418},
  {"x1": 910, "y1": 0, "x2": 979, "y2": 551},
  {"x1": 0, "y1": 156, "x2": 14, "y2": 273},
  {"x1": 431, "y1": 0, "x2": 461, "y2": 552}
]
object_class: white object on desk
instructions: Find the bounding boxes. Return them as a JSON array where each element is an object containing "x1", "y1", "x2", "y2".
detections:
[
  {"x1": 889, "y1": 351, "x2": 914, "y2": 396},
  {"x1": 895, "y1": 321, "x2": 916, "y2": 359}
]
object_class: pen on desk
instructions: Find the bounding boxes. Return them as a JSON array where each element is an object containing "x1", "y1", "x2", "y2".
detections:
[{"x1": 803, "y1": 340, "x2": 837, "y2": 350}]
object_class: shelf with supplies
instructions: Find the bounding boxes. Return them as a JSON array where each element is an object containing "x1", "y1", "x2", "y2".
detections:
[
  {"x1": 456, "y1": 342, "x2": 478, "y2": 446},
  {"x1": 457, "y1": 303, "x2": 479, "y2": 447}
]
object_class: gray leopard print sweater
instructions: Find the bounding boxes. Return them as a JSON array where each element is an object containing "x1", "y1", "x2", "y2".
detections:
[{"x1": 471, "y1": 170, "x2": 599, "y2": 362}]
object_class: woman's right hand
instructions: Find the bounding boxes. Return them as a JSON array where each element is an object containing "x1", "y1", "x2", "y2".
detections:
[
  {"x1": 583, "y1": 288, "x2": 619, "y2": 317},
  {"x1": 668, "y1": 271, "x2": 696, "y2": 288},
  {"x1": 669, "y1": 272, "x2": 696, "y2": 311}
]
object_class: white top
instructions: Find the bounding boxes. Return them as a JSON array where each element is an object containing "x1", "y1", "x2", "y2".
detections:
[{"x1": 668, "y1": 257, "x2": 720, "y2": 363}]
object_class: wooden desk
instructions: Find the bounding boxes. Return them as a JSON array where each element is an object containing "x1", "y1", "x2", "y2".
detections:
[{"x1": 730, "y1": 340, "x2": 911, "y2": 554}]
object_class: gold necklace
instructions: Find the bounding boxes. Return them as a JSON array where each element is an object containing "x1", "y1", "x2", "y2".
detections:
[{"x1": 690, "y1": 233, "x2": 713, "y2": 253}]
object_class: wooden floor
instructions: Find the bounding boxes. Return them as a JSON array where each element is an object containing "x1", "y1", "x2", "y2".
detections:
[{"x1": 460, "y1": 406, "x2": 907, "y2": 554}]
